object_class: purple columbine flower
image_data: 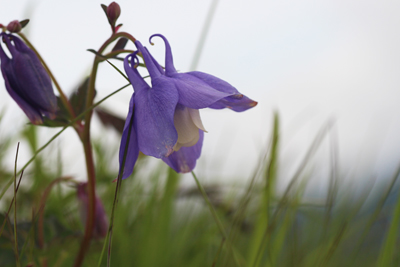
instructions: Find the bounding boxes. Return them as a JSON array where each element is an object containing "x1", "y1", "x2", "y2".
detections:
[
  {"x1": 118, "y1": 34, "x2": 257, "y2": 178},
  {"x1": 0, "y1": 33, "x2": 57, "y2": 124}
]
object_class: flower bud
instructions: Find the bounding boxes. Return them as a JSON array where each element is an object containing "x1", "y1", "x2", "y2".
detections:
[
  {"x1": 77, "y1": 183, "x2": 108, "y2": 238},
  {"x1": 107, "y1": 2, "x2": 121, "y2": 27},
  {"x1": 0, "y1": 33, "x2": 57, "y2": 124},
  {"x1": 6, "y1": 20, "x2": 22, "y2": 33}
]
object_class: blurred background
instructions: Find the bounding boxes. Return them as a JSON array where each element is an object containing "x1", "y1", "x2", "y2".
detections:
[{"x1": 0, "y1": 0, "x2": 399, "y2": 192}]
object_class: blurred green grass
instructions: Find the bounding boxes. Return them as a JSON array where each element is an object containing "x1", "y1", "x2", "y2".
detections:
[{"x1": 0, "y1": 114, "x2": 400, "y2": 267}]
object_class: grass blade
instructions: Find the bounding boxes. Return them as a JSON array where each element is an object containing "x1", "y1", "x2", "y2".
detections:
[
  {"x1": 191, "y1": 171, "x2": 246, "y2": 267},
  {"x1": 247, "y1": 112, "x2": 279, "y2": 267},
  {"x1": 377, "y1": 165, "x2": 400, "y2": 266},
  {"x1": 13, "y1": 143, "x2": 21, "y2": 267},
  {"x1": 190, "y1": 0, "x2": 220, "y2": 71}
]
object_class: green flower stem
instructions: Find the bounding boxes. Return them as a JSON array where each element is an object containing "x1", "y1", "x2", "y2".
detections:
[
  {"x1": 74, "y1": 31, "x2": 136, "y2": 267},
  {"x1": 82, "y1": 31, "x2": 136, "y2": 141},
  {"x1": 99, "y1": 49, "x2": 135, "y2": 62},
  {"x1": 17, "y1": 33, "x2": 81, "y2": 129},
  {"x1": 73, "y1": 141, "x2": 96, "y2": 267}
]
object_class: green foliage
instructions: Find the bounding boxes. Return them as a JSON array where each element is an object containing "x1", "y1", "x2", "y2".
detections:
[{"x1": 0, "y1": 113, "x2": 400, "y2": 267}]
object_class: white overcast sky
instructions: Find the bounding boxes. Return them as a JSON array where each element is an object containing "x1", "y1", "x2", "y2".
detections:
[{"x1": 0, "y1": 0, "x2": 400, "y2": 190}]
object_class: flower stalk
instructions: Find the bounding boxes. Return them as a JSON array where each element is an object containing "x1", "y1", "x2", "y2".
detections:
[{"x1": 74, "y1": 31, "x2": 136, "y2": 267}]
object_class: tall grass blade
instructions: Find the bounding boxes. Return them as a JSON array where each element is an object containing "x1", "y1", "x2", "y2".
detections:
[
  {"x1": 13, "y1": 143, "x2": 21, "y2": 267},
  {"x1": 191, "y1": 171, "x2": 245, "y2": 267},
  {"x1": 377, "y1": 164, "x2": 400, "y2": 267},
  {"x1": 0, "y1": 171, "x2": 23, "y2": 239},
  {"x1": 324, "y1": 126, "x2": 339, "y2": 233},
  {"x1": 247, "y1": 112, "x2": 279, "y2": 267},
  {"x1": 190, "y1": 0, "x2": 220, "y2": 71},
  {"x1": 351, "y1": 163, "x2": 400, "y2": 263},
  {"x1": 221, "y1": 135, "x2": 273, "y2": 266}
]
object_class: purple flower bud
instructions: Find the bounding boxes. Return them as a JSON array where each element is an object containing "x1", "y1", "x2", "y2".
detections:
[
  {"x1": 77, "y1": 183, "x2": 108, "y2": 238},
  {"x1": 0, "y1": 33, "x2": 57, "y2": 124},
  {"x1": 107, "y1": 2, "x2": 121, "y2": 27},
  {"x1": 6, "y1": 20, "x2": 22, "y2": 33}
]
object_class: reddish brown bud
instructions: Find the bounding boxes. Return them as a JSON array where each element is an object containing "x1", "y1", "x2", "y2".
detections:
[
  {"x1": 6, "y1": 20, "x2": 22, "y2": 33},
  {"x1": 107, "y1": 2, "x2": 121, "y2": 27}
]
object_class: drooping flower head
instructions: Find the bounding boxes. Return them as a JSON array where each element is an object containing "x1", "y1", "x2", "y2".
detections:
[
  {"x1": 0, "y1": 33, "x2": 57, "y2": 124},
  {"x1": 118, "y1": 34, "x2": 257, "y2": 178}
]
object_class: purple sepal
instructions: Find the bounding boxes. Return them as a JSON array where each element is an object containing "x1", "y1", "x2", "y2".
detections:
[
  {"x1": 162, "y1": 130, "x2": 204, "y2": 173},
  {"x1": 118, "y1": 95, "x2": 139, "y2": 180},
  {"x1": 124, "y1": 52, "x2": 179, "y2": 159},
  {"x1": 187, "y1": 71, "x2": 258, "y2": 112}
]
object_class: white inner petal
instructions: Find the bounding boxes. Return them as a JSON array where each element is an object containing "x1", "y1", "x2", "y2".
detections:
[
  {"x1": 188, "y1": 108, "x2": 207, "y2": 132},
  {"x1": 173, "y1": 107, "x2": 200, "y2": 151},
  {"x1": 173, "y1": 107, "x2": 207, "y2": 151},
  {"x1": 173, "y1": 134, "x2": 199, "y2": 151}
]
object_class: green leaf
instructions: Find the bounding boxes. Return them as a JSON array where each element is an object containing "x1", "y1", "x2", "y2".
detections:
[
  {"x1": 69, "y1": 77, "x2": 96, "y2": 118},
  {"x1": 95, "y1": 108, "x2": 125, "y2": 134},
  {"x1": 100, "y1": 4, "x2": 108, "y2": 16},
  {"x1": 19, "y1": 19, "x2": 29, "y2": 29}
]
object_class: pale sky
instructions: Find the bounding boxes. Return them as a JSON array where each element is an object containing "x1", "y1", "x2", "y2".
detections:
[{"x1": 1, "y1": 0, "x2": 399, "y2": 191}]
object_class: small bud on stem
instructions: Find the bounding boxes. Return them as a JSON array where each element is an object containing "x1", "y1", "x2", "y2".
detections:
[
  {"x1": 6, "y1": 20, "x2": 22, "y2": 33},
  {"x1": 102, "y1": 2, "x2": 121, "y2": 33},
  {"x1": 107, "y1": 2, "x2": 121, "y2": 26}
]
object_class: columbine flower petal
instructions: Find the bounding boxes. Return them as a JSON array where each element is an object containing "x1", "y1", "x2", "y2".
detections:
[
  {"x1": 186, "y1": 71, "x2": 258, "y2": 112},
  {"x1": 173, "y1": 104, "x2": 203, "y2": 151},
  {"x1": 163, "y1": 130, "x2": 204, "y2": 173},
  {"x1": 124, "y1": 51, "x2": 179, "y2": 158},
  {"x1": 118, "y1": 95, "x2": 139, "y2": 179},
  {"x1": 208, "y1": 94, "x2": 258, "y2": 112},
  {"x1": 134, "y1": 40, "x2": 163, "y2": 79},
  {"x1": 185, "y1": 71, "x2": 238, "y2": 94},
  {"x1": 4, "y1": 34, "x2": 57, "y2": 112},
  {"x1": 0, "y1": 33, "x2": 57, "y2": 124},
  {"x1": 169, "y1": 73, "x2": 233, "y2": 109},
  {"x1": 188, "y1": 107, "x2": 206, "y2": 132},
  {"x1": 145, "y1": 35, "x2": 233, "y2": 109},
  {"x1": 0, "y1": 67, "x2": 43, "y2": 124},
  {"x1": 134, "y1": 79, "x2": 179, "y2": 157},
  {"x1": 124, "y1": 52, "x2": 149, "y2": 92}
]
